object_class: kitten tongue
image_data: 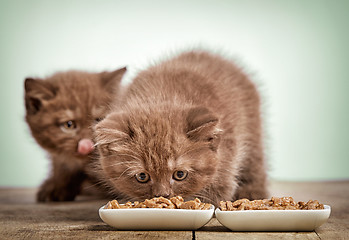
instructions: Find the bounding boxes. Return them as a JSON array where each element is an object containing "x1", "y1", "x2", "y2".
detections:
[{"x1": 77, "y1": 138, "x2": 95, "y2": 155}]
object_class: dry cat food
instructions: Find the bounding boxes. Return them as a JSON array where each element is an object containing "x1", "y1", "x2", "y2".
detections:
[
  {"x1": 220, "y1": 197, "x2": 324, "y2": 211},
  {"x1": 104, "y1": 196, "x2": 212, "y2": 210}
]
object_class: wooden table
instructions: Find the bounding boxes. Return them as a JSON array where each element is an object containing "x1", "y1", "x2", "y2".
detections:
[{"x1": 1, "y1": 181, "x2": 348, "y2": 239}]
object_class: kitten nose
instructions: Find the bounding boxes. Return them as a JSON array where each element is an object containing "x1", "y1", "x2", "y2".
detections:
[
  {"x1": 155, "y1": 193, "x2": 170, "y2": 198},
  {"x1": 77, "y1": 138, "x2": 95, "y2": 155}
]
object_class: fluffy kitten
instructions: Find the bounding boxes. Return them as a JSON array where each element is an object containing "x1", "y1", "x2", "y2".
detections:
[
  {"x1": 25, "y1": 67, "x2": 126, "y2": 201},
  {"x1": 94, "y1": 50, "x2": 267, "y2": 205}
]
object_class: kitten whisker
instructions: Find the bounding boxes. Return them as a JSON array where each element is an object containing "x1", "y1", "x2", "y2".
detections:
[{"x1": 192, "y1": 193, "x2": 215, "y2": 205}]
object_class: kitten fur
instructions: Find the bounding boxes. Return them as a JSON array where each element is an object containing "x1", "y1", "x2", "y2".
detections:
[
  {"x1": 94, "y1": 50, "x2": 267, "y2": 205},
  {"x1": 25, "y1": 67, "x2": 126, "y2": 201}
]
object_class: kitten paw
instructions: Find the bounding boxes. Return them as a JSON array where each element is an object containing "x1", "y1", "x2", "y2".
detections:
[{"x1": 37, "y1": 181, "x2": 77, "y2": 202}]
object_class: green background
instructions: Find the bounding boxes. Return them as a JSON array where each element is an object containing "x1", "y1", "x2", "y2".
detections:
[{"x1": 1, "y1": 0, "x2": 348, "y2": 187}]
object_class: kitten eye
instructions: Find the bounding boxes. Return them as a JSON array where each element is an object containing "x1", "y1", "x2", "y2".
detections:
[
  {"x1": 95, "y1": 117, "x2": 103, "y2": 122},
  {"x1": 173, "y1": 170, "x2": 188, "y2": 181},
  {"x1": 60, "y1": 120, "x2": 77, "y2": 131},
  {"x1": 135, "y1": 172, "x2": 150, "y2": 183}
]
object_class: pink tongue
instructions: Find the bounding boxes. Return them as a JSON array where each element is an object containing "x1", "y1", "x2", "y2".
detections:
[{"x1": 77, "y1": 139, "x2": 95, "y2": 155}]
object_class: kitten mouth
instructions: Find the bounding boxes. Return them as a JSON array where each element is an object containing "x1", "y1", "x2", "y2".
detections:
[{"x1": 77, "y1": 138, "x2": 95, "y2": 155}]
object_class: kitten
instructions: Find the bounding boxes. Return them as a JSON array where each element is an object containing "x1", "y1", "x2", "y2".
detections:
[
  {"x1": 94, "y1": 50, "x2": 267, "y2": 206},
  {"x1": 25, "y1": 67, "x2": 126, "y2": 202}
]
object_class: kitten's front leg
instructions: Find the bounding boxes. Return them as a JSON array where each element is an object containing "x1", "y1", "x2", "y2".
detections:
[
  {"x1": 37, "y1": 155, "x2": 86, "y2": 202},
  {"x1": 233, "y1": 152, "x2": 268, "y2": 201}
]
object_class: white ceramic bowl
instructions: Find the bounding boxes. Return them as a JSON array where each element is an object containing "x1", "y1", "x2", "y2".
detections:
[
  {"x1": 215, "y1": 205, "x2": 331, "y2": 231},
  {"x1": 99, "y1": 205, "x2": 215, "y2": 230}
]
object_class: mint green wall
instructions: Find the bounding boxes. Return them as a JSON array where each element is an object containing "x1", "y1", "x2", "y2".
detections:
[{"x1": 1, "y1": 0, "x2": 348, "y2": 186}]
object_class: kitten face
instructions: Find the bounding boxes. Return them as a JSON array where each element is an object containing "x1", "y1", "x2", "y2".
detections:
[
  {"x1": 95, "y1": 106, "x2": 222, "y2": 201},
  {"x1": 25, "y1": 68, "x2": 126, "y2": 158}
]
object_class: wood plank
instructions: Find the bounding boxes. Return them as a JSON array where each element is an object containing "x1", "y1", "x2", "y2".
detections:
[
  {"x1": 1, "y1": 221, "x2": 192, "y2": 240},
  {"x1": 315, "y1": 217, "x2": 349, "y2": 240},
  {"x1": 196, "y1": 218, "x2": 319, "y2": 240},
  {"x1": 196, "y1": 231, "x2": 319, "y2": 240},
  {"x1": 0, "y1": 201, "x2": 192, "y2": 240}
]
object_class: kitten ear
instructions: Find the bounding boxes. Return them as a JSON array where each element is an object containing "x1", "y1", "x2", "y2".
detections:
[
  {"x1": 94, "y1": 112, "x2": 132, "y2": 155},
  {"x1": 24, "y1": 78, "x2": 56, "y2": 114},
  {"x1": 100, "y1": 67, "x2": 127, "y2": 92},
  {"x1": 186, "y1": 106, "x2": 222, "y2": 151}
]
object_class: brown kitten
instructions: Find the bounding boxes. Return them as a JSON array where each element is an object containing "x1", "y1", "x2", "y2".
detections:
[
  {"x1": 94, "y1": 50, "x2": 267, "y2": 206},
  {"x1": 25, "y1": 67, "x2": 126, "y2": 202}
]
